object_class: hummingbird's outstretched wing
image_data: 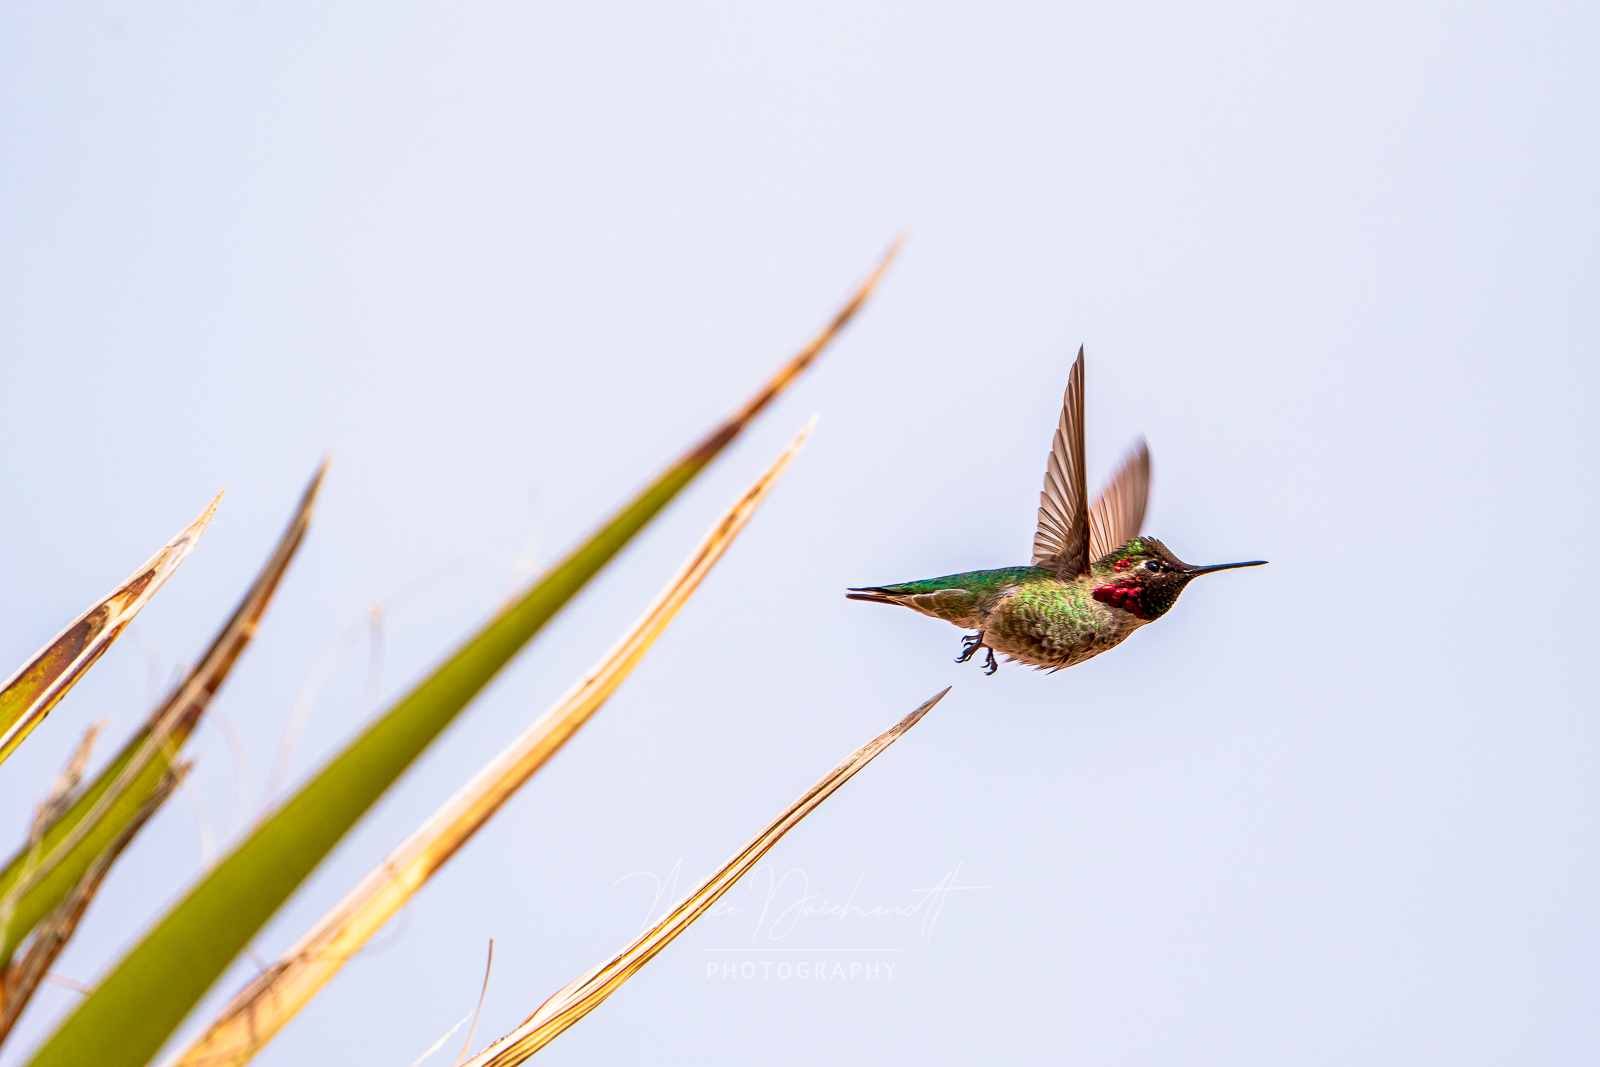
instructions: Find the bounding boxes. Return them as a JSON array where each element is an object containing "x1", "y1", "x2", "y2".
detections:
[
  {"x1": 1031, "y1": 346, "x2": 1091, "y2": 578},
  {"x1": 1088, "y1": 439, "x2": 1150, "y2": 563}
]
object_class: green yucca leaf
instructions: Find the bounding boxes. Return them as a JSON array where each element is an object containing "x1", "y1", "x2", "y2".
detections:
[
  {"x1": 23, "y1": 246, "x2": 897, "y2": 1067},
  {"x1": 0, "y1": 465, "x2": 325, "y2": 965},
  {"x1": 0, "y1": 497, "x2": 220, "y2": 768}
]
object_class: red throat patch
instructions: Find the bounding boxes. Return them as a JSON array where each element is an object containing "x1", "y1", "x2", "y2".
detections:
[{"x1": 1092, "y1": 580, "x2": 1154, "y2": 620}]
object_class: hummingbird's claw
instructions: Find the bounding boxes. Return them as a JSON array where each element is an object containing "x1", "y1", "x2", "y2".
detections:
[{"x1": 956, "y1": 633, "x2": 1000, "y2": 675}]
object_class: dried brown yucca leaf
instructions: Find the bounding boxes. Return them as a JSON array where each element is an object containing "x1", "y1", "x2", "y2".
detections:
[
  {"x1": 0, "y1": 495, "x2": 221, "y2": 767},
  {"x1": 165, "y1": 424, "x2": 816, "y2": 1067},
  {"x1": 0, "y1": 465, "x2": 324, "y2": 964},
  {"x1": 463, "y1": 688, "x2": 947, "y2": 1066}
]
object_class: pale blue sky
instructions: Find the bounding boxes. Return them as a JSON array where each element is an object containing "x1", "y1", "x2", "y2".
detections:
[{"x1": 2, "y1": 3, "x2": 1598, "y2": 1064}]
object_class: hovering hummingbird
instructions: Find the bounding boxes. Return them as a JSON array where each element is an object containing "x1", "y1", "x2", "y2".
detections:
[{"x1": 848, "y1": 347, "x2": 1265, "y2": 675}]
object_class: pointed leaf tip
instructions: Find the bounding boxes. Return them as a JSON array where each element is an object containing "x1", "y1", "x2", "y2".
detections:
[
  {"x1": 462, "y1": 689, "x2": 939, "y2": 1065},
  {"x1": 0, "y1": 494, "x2": 224, "y2": 768},
  {"x1": 708, "y1": 235, "x2": 903, "y2": 452}
]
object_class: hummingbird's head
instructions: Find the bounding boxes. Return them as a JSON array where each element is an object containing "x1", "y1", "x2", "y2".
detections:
[{"x1": 1090, "y1": 536, "x2": 1266, "y2": 621}]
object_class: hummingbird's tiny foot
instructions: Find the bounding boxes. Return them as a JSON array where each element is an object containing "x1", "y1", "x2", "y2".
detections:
[{"x1": 955, "y1": 633, "x2": 999, "y2": 674}]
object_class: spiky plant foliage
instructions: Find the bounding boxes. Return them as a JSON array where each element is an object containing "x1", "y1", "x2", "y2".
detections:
[
  {"x1": 0, "y1": 244, "x2": 902, "y2": 1067},
  {"x1": 168, "y1": 421, "x2": 814, "y2": 1067}
]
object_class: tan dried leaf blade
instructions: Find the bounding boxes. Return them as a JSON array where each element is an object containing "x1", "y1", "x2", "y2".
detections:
[
  {"x1": 166, "y1": 427, "x2": 815, "y2": 1067},
  {"x1": 0, "y1": 495, "x2": 221, "y2": 766},
  {"x1": 463, "y1": 688, "x2": 947, "y2": 1067}
]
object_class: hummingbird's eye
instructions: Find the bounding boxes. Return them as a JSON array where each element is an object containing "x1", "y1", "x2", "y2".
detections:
[{"x1": 1143, "y1": 560, "x2": 1161, "y2": 573}]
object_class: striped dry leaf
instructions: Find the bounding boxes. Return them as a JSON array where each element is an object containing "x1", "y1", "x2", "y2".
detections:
[
  {"x1": 166, "y1": 422, "x2": 814, "y2": 1067},
  {"x1": 0, "y1": 464, "x2": 325, "y2": 964},
  {"x1": 0, "y1": 494, "x2": 221, "y2": 768},
  {"x1": 463, "y1": 688, "x2": 948, "y2": 1067},
  {"x1": 26, "y1": 241, "x2": 900, "y2": 1067},
  {"x1": 0, "y1": 762, "x2": 190, "y2": 1047}
]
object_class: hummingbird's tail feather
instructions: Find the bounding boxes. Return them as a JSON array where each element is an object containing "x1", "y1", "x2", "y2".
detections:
[{"x1": 846, "y1": 583, "x2": 982, "y2": 627}]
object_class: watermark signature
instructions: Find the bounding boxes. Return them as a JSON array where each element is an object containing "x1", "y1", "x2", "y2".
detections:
[
  {"x1": 703, "y1": 958, "x2": 898, "y2": 981},
  {"x1": 615, "y1": 861, "x2": 990, "y2": 979}
]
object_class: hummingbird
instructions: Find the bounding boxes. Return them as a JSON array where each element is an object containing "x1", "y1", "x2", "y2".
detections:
[{"x1": 848, "y1": 347, "x2": 1265, "y2": 675}]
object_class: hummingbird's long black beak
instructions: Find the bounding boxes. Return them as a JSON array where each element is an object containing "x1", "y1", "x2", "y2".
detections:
[{"x1": 1184, "y1": 560, "x2": 1268, "y2": 576}]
